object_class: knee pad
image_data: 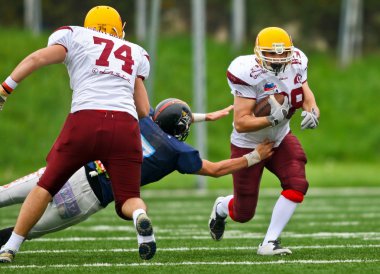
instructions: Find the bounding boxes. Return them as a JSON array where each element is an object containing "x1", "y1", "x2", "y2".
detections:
[
  {"x1": 228, "y1": 198, "x2": 235, "y2": 220},
  {"x1": 281, "y1": 189, "x2": 304, "y2": 203}
]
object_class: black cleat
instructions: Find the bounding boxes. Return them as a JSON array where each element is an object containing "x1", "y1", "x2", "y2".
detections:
[{"x1": 208, "y1": 197, "x2": 227, "y2": 241}]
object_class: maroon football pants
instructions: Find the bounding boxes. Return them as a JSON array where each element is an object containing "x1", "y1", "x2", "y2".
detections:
[
  {"x1": 37, "y1": 110, "x2": 142, "y2": 219},
  {"x1": 230, "y1": 132, "x2": 309, "y2": 222}
]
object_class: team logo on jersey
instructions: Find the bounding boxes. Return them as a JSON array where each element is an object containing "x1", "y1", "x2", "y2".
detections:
[
  {"x1": 263, "y1": 82, "x2": 279, "y2": 93},
  {"x1": 291, "y1": 50, "x2": 302, "y2": 65},
  {"x1": 250, "y1": 63, "x2": 267, "y2": 79},
  {"x1": 294, "y1": 73, "x2": 302, "y2": 84}
]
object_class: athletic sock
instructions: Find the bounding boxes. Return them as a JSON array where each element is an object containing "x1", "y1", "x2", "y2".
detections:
[
  {"x1": 262, "y1": 195, "x2": 297, "y2": 245},
  {"x1": 216, "y1": 195, "x2": 233, "y2": 218},
  {"x1": 132, "y1": 208, "x2": 147, "y2": 227},
  {"x1": 2, "y1": 231, "x2": 25, "y2": 252}
]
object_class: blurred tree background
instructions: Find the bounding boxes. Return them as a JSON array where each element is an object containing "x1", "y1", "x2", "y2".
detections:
[{"x1": 1, "y1": 0, "x2": 380, "y2": 51}]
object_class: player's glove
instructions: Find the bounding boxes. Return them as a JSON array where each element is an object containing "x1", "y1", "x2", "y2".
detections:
[
  {"x1": 0, "y1": 93, "x2": 7, "y2": 111},
  {"x1": 301, "y1": 108, "x2": 319, "y2": 130},
  {"x1": 267, "y1": 95, "x2": 289, "y2": 126}
]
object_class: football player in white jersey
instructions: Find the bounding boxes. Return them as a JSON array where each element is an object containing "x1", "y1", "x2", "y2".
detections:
[
  {"x1": 208, "y1": 27, "x2": 320, "y2": 255},
  {"x1": 0, "y1": 6, "x2": 156, "y2": 262}
]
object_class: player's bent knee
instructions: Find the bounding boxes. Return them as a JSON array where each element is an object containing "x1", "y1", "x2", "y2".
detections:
[
  {"x1": 281, "y1": 189, "x2": 304, "y2": 203},
  {"x1": 232, "y1": 215, "x2": 253, "y2": 223},
  {"x1": 115, "y1": 201, "x2": 130, "y2": 220},
  {"x1": 228, "y1": 198, "x2": 255, "y2": 223}
]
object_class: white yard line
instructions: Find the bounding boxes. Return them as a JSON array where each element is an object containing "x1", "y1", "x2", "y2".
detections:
[
  {"x1": 3, "y1": 259, "x2": 380, "y2": 269},
  {"x1": 140, "y1": 187, "x2": 380, "y2": 198},
  {"x1": 32, "y1": 231, "x2": 380, "y2": 242},
  {"x1": 18, "y1": 244, "x2": 380, "y2": 254}
]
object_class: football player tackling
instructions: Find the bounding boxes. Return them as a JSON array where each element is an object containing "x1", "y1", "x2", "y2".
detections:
[
  {"x1": 0, "y1": 99, "x2": 274, "y2": 251},
  {"x1": 208, "y1": 27, "x2": 320, "y2": 255}
]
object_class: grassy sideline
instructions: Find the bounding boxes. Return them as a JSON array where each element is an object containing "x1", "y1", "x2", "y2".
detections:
[{"x1": 0, "y1": 28, "x2": 379, "y2": 186}]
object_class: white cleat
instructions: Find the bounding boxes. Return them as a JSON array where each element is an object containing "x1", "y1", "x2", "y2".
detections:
[
  {"x1": 0, "y1": 247, "x2": 16, "y2": 263},
  {"x1": 257, "y1": 240, "x2": 292, "y2": 256},
  {"x1": 135, "y1": 213, "x2": 156, "y2": 260}
]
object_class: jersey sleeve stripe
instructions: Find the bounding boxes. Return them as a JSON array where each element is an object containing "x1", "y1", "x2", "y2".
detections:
[
  {"x1": 227, "y1": 70, "x2": 250, "y2": 86},
  {"x1": 53, "y1": 26, "x2": 73, "y2": 33},
  {"x1": 137, "y1": 75, "x2": 145, "y2": 80}
]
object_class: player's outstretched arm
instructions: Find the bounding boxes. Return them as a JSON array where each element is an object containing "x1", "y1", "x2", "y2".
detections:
[
  {"x1": 192, "y1": 105, "x2": 233, "y2": 123},
  {"x1": 196, "y1": 140, "x2": 274, "y2": 177},
  {"x1": 0, "y1": 45, "x2": 66, "y2": 110}
]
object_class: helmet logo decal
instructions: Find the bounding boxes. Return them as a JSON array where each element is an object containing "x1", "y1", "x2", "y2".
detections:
[
  {"x1": 272, "y1": 43, "x2": 285, "y2": 54},
  {"x1": 153, "y1": 98, "x2": 192, "y2": 141}
]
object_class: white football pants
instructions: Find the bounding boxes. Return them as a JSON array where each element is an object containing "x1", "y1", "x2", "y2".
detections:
[{"x1": 0, "y1": 167, "x2": 104, "y2": 239}]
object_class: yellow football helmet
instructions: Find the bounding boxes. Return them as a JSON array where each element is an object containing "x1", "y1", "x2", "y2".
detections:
[
  {"x1": 84, "y1": 6, "x2": 125, "y2": 38},
  {"x1": 254, "y1": 27, "x2": 294, "y2": 75}
]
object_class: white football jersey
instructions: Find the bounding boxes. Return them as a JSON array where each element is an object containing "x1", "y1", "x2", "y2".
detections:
[
  {"x1": 48, "y1": 26, "x2": 150, "y2": 118},
  {"x1": 227, "y1": 48, "x2": 308, "y2": 148}
]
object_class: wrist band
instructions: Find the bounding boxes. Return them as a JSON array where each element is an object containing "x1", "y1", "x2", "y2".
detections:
[
  {"x1": 193, "y1": 113, "x2": 206, "y2": 123},
  {"x1": 2, "y1": 76, "x2": 18, "y2": 94},
  {"x1": 243, "y1": 150, "x2": 261, "y2": 167}
]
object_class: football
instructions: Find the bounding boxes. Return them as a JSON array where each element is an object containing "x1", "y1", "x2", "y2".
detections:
[{"x1": 253, "y1": 93, "x2": 285, "y2": 117}]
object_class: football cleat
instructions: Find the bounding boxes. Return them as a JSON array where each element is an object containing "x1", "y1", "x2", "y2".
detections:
[
  {"x1": 135, "y1": 213, "x2": 156, "y2": 260},
  {"x1": 208, "y1": 196, "x2": 227, "y2": 241},
  {"x1": 0, "y1": 247, "x2": 16, "y2": 263},
  {"x1": 257, "y1": 240, "x2": 292, "y2": 256}
]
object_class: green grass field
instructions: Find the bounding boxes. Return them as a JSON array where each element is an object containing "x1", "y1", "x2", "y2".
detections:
[{"x1": 1, "y1": 188, "x2": 380, "y2": 273}]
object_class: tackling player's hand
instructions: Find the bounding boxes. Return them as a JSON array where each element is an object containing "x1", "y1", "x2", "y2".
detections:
[
  {"x1": 267, "y1": 95, "x2": 289, "y2": 126},
  {"x1": 244, "y1": 139, "x2": 274, "y2": 167},
  {"x1": 255, "y1": 139, "x2": 274, "y2": 160},
  {"x1": 206, "y1": 105, "x2": 233, "y2": 121},
  {"x1": 301, "y1": 108, "x2": 319, "y2": 130}
]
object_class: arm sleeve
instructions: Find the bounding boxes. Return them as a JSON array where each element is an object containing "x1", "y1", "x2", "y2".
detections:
[
  {"x1": 47, "y1": 26, "x2": 73, "y2": 50},
  {"x1": 227, "y1": 57, "x2": 257, "y2": 99},
  {"x1": 299, "y1": 50, "x2": 308, "y2": 83},
  {"x1": 176, "y1": 149, "x2": 203, "y2": 174},
  {"x1": 136, "y1": 47, "x2": 150, "y2": 80}
]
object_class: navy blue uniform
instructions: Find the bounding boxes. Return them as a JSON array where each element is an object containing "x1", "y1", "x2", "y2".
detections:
[{"x1": 85, "y1": 116, "x2": 203, "y2": 207}]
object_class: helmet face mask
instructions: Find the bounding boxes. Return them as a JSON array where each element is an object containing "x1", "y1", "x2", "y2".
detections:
[
  {"x1": 254, "y1": 27, "x2": 294, "y2": 75},
  {"x1": 153, "y1": 99, "x2": 193, "y2": 141},
  {"x1": 84, "y1": 6, "x2": 125, "y2": 38}
]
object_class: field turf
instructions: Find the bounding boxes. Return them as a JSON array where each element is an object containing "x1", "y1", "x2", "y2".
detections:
[{"x1": 1, "y1": 187, "x2": 379, "y2": 273}]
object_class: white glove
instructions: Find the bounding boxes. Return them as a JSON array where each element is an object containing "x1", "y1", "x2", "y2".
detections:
[
  {"x1": 267, "y1": 95, "x2": 289, "y2": 126},
  {"x1": 0, "y1": 94, "x2": 6, "y2": 111},
  {"x1": 301, "y1": 108, "x2": 319, "y2": 130}
]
